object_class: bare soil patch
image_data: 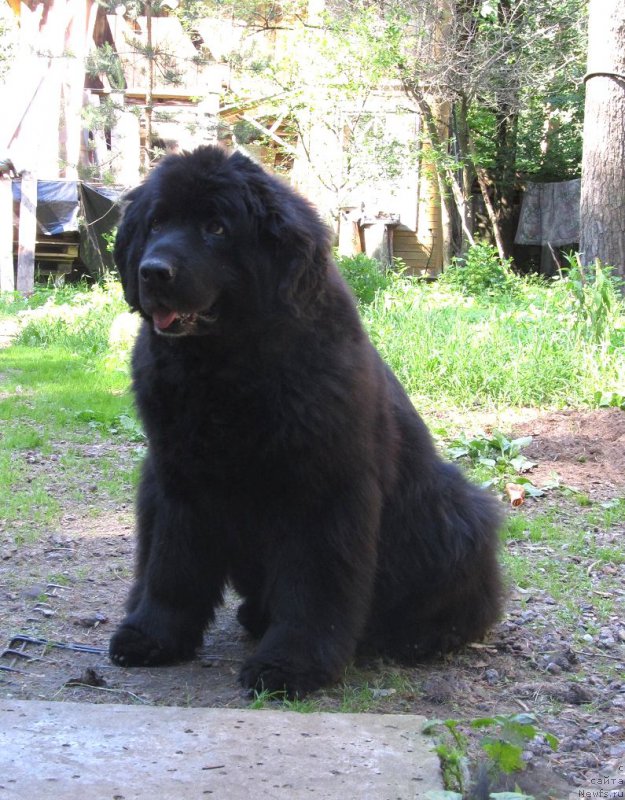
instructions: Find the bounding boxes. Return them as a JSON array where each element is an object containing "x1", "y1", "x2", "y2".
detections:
[
  {"x1": 1, "y1": 409, "x2": 624, "y2": 799},
  {"x1": 514, "y1": 406, "x2": 625, "y2": 501}
]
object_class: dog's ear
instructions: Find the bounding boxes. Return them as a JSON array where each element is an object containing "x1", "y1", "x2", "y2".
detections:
[
  {"x1": 114, "y1": 185, "x2": 148, "y2": 312},
  {"x1": 264, "y1": 196, "x2": 331, "y2": 310},
  {"x1": 229, "y1": 152, "x2": 331, "y2": 311}
]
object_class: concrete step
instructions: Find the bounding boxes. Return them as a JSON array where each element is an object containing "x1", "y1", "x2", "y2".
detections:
[{"x1": 1, "y1": 699, "x2": 443, "y2": 799}]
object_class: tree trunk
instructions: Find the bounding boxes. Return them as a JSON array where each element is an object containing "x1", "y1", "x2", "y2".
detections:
[
  {"x1": 579, "y1": 0, "x2": 625, "y2": 277},
  {"x1": 453, "y1": 97, "x2": 476, "y2": 254},
  {"x1": 402, "y1": 81, "x2": 463, "y2": 266},
  {"x1": 493, "y1": 108, "x2": 519, "y2": 258},
  {"x1": 474, "y1": 163, "x2": 507, "y2": 262},
  {"x1": 467, "y1": 136, "x2": 507, "y2": 261}
]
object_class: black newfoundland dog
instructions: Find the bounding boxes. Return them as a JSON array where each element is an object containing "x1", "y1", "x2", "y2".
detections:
[{"x1": 110, "y1": 145, "x2": 502, "y2": 696}]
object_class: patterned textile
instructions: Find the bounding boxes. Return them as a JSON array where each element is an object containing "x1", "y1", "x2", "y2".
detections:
[{"x1": 515, "y1": 179, "x2": 581, "y2": 246}]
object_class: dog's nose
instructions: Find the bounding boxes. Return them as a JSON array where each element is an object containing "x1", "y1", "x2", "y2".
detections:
[{"x1": 139, "y1": 260, "x2": 175, "y2": 283}]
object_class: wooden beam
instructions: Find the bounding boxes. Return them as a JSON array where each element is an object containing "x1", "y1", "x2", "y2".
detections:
[
  {"x1": 0, "y1": 179, "x2": 14, "y2": 293},
  {"x1": 16, "y1": 175, "x2": 37, "y2": 296},
  {"x1": 241, "y1": 114, "x2": 298, "y2": 155}
]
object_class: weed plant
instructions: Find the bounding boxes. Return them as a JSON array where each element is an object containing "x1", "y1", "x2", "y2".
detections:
[{"x1": 438, "y1": 241, "x2": 518, "y2": 297}]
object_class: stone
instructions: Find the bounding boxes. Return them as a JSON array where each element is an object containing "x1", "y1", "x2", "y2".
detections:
[{"x1": 0, "y1": 699, "x2": 443, "y2": 799}]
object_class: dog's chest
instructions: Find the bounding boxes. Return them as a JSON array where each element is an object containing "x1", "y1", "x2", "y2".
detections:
[{"x1": 135, "y1": 348, "x2": 329, "y2": 473}]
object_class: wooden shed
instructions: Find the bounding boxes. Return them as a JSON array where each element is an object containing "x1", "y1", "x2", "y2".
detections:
[
  {"x1": 0, "y1": 0, "x2": 445, "y2": 288},
  {"x1": 218, "y1": 86, "x2": 445, "y2": 276}
]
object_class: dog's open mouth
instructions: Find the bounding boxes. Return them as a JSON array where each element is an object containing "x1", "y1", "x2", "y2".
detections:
[{"x1": 151, "y1": 306, "x2": 218, "y2": 335}]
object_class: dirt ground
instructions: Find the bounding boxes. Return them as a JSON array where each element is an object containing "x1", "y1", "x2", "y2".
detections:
[{"x1": 1, "y1": 407, "x2": 624, "y2": 799}]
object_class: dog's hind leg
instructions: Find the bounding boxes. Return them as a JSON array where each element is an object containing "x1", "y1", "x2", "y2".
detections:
[
  {"x1": 370, "y1": 547, "x2": 502, "y2": 663},
  {"x1": 365, "y1": 462, "x2": 503, "y2": 662}
]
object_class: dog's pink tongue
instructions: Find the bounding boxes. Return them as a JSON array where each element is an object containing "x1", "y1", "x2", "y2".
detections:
[{"x1": 152, "y1": 310, "x2": 178, "y2": 330}]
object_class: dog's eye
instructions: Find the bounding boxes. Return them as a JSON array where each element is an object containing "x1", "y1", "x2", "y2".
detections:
[
  {"x1": 202, "y1": 221, "x2": 224, "y2": 237},
  {"x1": 150, "y1": 218, "x2": 162, "y2": 233}
]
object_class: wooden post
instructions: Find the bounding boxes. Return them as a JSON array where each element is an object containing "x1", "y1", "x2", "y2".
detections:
[
  {"x1": 144, "y1": 0, "x2": 154, "y2": 170},
  {"x1": 16, "y1": 174, "x2": 37, "y2": 296},
  {"x1": 0, "y1": 178, "x2": 14, "y2": 292}
]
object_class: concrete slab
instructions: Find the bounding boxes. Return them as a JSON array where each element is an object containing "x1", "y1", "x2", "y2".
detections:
[{"x1": 0, "y1": 699, "x2": 443, "y2": 799}]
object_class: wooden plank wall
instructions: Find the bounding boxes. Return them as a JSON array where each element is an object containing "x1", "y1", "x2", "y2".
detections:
[{"x1": 393, "y1": 162, "x2": 444, "y2": 276}]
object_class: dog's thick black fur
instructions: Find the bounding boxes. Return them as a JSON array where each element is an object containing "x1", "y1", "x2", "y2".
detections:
[{"x1": 110, "y1": 145, "x2": 503, "y2": 696}]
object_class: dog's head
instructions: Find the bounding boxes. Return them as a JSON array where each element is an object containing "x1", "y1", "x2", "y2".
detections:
[{"x1": 114, "y1": 146, "x2": 331, "y2": 337}]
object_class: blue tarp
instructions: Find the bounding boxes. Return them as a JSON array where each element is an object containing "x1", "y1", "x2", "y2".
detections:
[
  {"x1": 12, "y1": 179, "x2": 121, "y2": 277},
  {"x1": 12, "y1": 179, "x2": 80, "y2": 235}
]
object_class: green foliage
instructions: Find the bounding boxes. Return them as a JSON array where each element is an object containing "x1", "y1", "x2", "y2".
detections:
[
  {"x1": 85, "y1": 43, "x2": 126, "y2": 91},
  {"x1": 74, "y1": 409, "x2": 145, "y2": 442},
  {"x1": 424, "y1": 714, "x2": 557, "y2": 797},
  {"x1": 447, "y1": 431, "x2": 539, "y2": 492},
  {"x1": 103, "y1": 228, "x2": 118, "y2": 254},
  {"x1": 564, "y1": 255, "x2": 624, "y2": 344},
  {"x1": 471, "y1": 714, "x2": 558, "y2": 775},
  {"x1": 336, "y1": 252, "x2": 392, "y2": 304},
  {"x1": 514, "y1": 88, "x2": 584, "y2": 181},
  {"x1": 447, "y1": 431, "x2": 534, "y2": 473},
  {"x1": 595, "y1": 390, "x2": 625, "y2": 410},
  {"x1": 439, "y1": 243, "x2": 519, "y2": 298},
  {"x1": 432, "y1": 719, "x2": 470, "y2": 793}
]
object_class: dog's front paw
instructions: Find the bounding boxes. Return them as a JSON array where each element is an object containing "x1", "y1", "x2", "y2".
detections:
[
  {"x1": 240, "y1": 655, "x2": 330, "y2": 698},
  {"x1": 109, "y1": 624, "x2": 172, "y2": 667}
]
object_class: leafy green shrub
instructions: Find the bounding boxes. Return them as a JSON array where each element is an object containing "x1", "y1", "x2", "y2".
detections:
[
  {"x1": 448, "y1": 430, "x2": 536, "y2": 479},
  {"x1": 439, "y1": 242, "x2": 518, "y2": 297},
  {"x1": 336, "y1": 252, "x2": 391, "y2": 304}
]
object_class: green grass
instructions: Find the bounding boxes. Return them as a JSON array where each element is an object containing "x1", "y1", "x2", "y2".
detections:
[
  {"x1": 0, "y1": 279, "x2": 139, "y2": 542},
  {"x1": 247, "y1": 668, "x2": 417, "y2": 714},
  {"x1": 586, "y1": 497, "x2": 625, "y2": 528},
  {"x1": 501, "y1": 502, "x2": 624, "y2": 628},
  {"x1": 337, "y1": 245, "x2": 625, "y2": 410},
  {"x1": 249, "y1": 690, "x2": 323, "y2": 712},
  {"x1": 360, "y1": 276, "x2": 625, "y2": 408}
]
